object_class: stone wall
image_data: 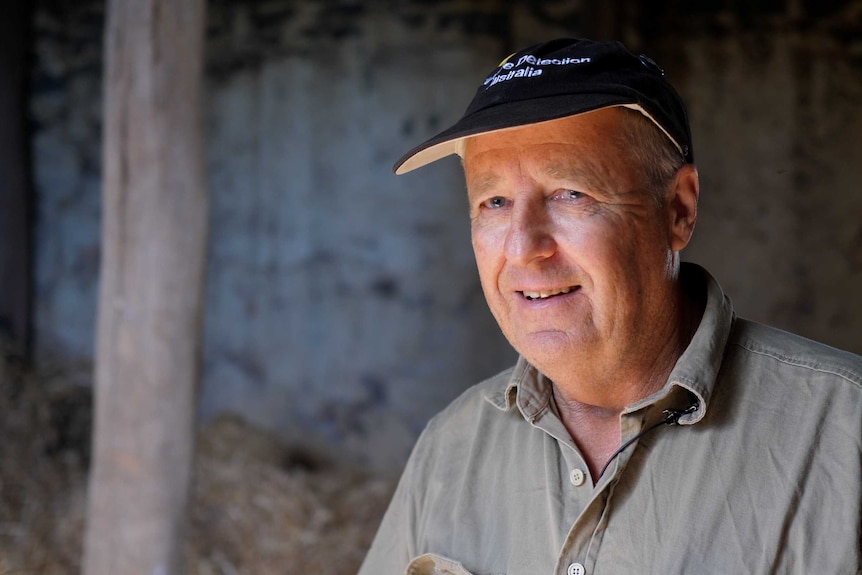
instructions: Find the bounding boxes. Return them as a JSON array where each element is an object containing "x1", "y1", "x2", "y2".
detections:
[{"x1": 29, "y1": 0, "x2": 862, "y2": 472}]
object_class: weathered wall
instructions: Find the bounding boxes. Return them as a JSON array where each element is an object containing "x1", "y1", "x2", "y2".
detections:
[
  {"x1": 684, "y1": 31, "x2": 862, "y2": 353},
  {"x1": 30, "y1": 0, "x2": 862, "y2": 472},
  {"x1": 200, "y1": 14, "x2": 513, "y2": 471}
]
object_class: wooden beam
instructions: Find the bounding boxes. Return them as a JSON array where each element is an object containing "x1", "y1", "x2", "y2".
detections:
[{"x1": 83, "y1": 0, "x2": 209, "y2": 573}]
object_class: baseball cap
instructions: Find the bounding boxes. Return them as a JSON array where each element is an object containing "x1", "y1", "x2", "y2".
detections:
[{"x1": 394, "y1": 37, "x2": 693, "y2": 175}]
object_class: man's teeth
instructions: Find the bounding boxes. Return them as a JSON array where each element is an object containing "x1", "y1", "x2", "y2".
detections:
[{"x1": 523, "y1": 287, "x2": 572, "y2": 300}]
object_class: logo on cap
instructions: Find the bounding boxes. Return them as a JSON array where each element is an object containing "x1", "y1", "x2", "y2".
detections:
[{"x1": 484, "y1": 53, "x2": 592, "y2": 88}]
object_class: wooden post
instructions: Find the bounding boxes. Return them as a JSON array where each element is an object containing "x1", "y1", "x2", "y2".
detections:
[{"x1": 83, "y1": 0, "x2": 208, "y2": 573}]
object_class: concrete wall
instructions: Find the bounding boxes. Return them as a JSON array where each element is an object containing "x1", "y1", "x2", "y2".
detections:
[{"x1": 29, "y1": 0, "x2": 862, "y2": 472}]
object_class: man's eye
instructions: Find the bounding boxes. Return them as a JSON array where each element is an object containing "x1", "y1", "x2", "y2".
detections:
[
  {"x1": 482, "y1": 196, "x2": 508, "y2": 209},
  {"x1": 557, "y1": 189, "x2": 584, "y2": 200}
]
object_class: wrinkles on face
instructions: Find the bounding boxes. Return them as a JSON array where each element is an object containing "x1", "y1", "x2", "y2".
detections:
[{"x1": 462, "y1": 108, "x2": 686, "y2": 409}]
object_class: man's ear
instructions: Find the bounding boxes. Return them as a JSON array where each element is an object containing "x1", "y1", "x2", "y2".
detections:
[{"x1": 667, "y1": 164, "x2": 699, "y2": 252}]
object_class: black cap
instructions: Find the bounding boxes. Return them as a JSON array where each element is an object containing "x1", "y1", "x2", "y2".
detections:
[{"x1": 394, "y1": 38, "x2": 693, "y2": 174}]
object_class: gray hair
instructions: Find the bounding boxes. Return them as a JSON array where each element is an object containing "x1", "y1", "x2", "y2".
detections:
[{"x1": 614, "y1": 107, "x2": 688, "y2": 206}]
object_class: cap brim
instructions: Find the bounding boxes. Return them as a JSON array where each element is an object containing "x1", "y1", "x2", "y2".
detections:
[{"x1": 394, "y1": 93, "x2": 642, "y2": 175}]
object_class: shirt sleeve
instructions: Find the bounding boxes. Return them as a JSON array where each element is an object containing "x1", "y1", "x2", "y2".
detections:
[{"x1": 358, "y1": 426, "x2": 432, "y2": 575}]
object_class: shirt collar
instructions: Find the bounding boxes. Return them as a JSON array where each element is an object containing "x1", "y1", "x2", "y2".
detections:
[
  {"x1": 483, "y1": 355, "x2": 535, "y2": 412},
  {"x1": 484, "y1": 263, "x2": 735, "y2": 425}
]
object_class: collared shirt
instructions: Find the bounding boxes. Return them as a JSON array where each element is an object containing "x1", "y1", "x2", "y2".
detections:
[{"x1": 359, "y1": 265, "x2": 862, "y2": 575}]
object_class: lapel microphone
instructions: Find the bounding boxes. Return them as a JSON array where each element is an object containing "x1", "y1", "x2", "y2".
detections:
[{"x1": 598, "y1": 403, "x2": 699, "y2": 479}]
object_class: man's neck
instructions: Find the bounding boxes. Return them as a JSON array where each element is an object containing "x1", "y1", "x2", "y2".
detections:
[{"x1": 552, "y1": 396, "x2": 622, "y2": 480}]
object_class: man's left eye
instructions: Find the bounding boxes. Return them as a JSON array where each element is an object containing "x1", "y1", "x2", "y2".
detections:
[{"x1": 556, "y1": 189, "x2": 584, "y2": 200}]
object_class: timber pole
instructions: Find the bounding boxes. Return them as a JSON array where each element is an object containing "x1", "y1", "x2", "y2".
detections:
[{"x1": 83, "y1": 0, "x2": 208, "y2": 573}]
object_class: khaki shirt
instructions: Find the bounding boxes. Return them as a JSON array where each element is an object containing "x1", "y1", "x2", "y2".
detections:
[{"x1": 359, "y1": 265, "x2": 862, "y2": 575}]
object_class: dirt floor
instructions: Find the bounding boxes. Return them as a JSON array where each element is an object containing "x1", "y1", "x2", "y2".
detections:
[{"x1": 0, "y1": 356, "x2": 395, "y2": 574}]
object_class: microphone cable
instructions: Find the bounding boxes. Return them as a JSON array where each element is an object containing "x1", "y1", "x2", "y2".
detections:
[{"x1": 598, "y1": 403, "x2": 698, "y2": 479}]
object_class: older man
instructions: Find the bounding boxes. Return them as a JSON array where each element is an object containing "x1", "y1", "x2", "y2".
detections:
[{"x1": 360, "y1": 38, "x2": 862, "y2": 575}]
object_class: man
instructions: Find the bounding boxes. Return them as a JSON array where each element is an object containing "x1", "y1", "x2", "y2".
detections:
[{"x1": 360, "y1": 38, "x2": 862, "y2": 575}]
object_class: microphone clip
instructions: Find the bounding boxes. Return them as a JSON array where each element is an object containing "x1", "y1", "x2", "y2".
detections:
[{"x1": 661, "y1": 403, "x2": 698, "y2": 426}]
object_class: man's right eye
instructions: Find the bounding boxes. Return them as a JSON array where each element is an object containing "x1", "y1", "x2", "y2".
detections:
[{"x1": 482, "y1": 196, "x2": 508, "y2": 209}]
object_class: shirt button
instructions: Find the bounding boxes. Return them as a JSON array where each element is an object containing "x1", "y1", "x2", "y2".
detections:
[
  {"x1": 569, "y1": 468, "x2": 586, "y2": 486},
  {"x1": 567, "y1": 562, "x2": 586, "y2": 575}
]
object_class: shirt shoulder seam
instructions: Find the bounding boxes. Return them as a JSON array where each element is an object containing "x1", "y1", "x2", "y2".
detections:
[{"x1": 729, "y1": 339, "x2": 862, "y2": 389}]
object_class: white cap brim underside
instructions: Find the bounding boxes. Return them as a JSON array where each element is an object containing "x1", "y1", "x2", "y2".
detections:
[{"x1": 395, "y1": 103, "x2": 683, "y2": 175}]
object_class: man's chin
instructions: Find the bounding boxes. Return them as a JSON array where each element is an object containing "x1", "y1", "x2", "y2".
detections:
[{"x1": 512, "y1": 329, "x2": 596, "y2": 363}]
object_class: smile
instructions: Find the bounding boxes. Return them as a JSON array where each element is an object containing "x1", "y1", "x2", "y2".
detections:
[{"x1": 520, "y1": 286, "x2": 576, "y2": 301}]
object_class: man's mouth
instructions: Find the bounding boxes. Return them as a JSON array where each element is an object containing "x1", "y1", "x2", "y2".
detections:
[{"x1": 520, "y1": 286, "x2": 576, "y2": 301}]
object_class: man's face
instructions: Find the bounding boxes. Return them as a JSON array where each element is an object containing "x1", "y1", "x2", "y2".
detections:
[{"x1": 463, "y1": 108, "x2": 683, "y2": 388}]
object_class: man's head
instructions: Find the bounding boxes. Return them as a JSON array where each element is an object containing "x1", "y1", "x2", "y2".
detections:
[
  {"x1": 395, "y1": 38, "x2": 700, "y2": 405},
  {"x1": 462, "y1": 108, "x2": 698, "y2": 406}
]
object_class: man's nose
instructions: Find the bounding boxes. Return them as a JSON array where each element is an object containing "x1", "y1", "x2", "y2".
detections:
[{"x1": 504, "y1": 197, "x2": 556, "y2": 264}]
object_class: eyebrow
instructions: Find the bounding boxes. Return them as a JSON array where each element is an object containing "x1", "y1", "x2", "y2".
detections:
[
  {"x1": 544, "y1": 158, "x2": 610, "y2": 194},
  {"x1": 466, "y1": 173, "x2": 502, "y2": 198}
]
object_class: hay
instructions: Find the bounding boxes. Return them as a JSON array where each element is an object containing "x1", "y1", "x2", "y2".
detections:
[
  {"x1": 0, "y1": 356, "x2": 87, "y2": 575},
  {"x1": 0, "y1": 358, "x2": 395, "y2": 574},
  {"x1": 187, "y1": 414, "x2": 394, "y2": 574}
]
